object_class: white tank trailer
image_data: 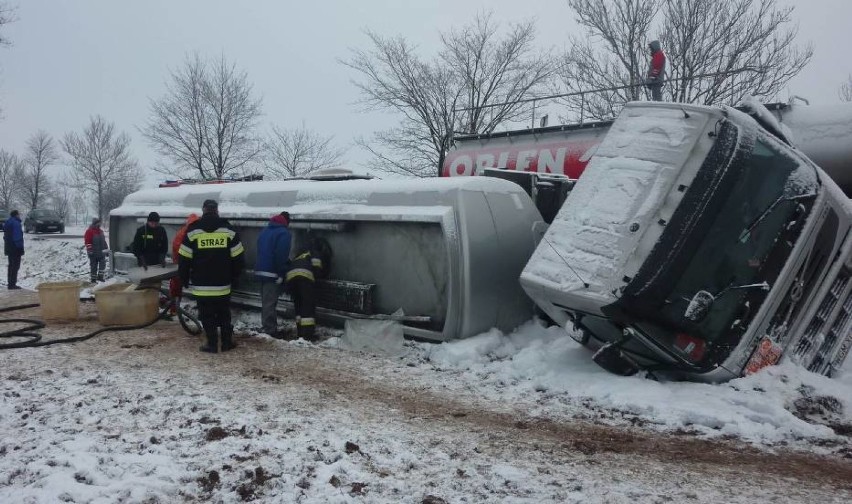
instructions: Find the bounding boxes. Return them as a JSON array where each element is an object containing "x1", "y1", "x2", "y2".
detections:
[{"x1": 109, "y1": 177, "x2": 544, "y2": 341}]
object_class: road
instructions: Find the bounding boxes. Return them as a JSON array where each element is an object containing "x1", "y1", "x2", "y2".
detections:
[{"x1": 0, "y1": 290, "x2": 849, "y2": 503}]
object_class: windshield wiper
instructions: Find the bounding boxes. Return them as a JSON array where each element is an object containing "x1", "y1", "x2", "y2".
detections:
[{"x1": 738, "y1": 192, "x2": 816, "y2": 243}]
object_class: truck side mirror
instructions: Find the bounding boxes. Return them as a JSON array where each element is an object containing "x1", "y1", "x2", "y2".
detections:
[{"x1": 685, "y1": 290, "x2": 715, "y2": 322}]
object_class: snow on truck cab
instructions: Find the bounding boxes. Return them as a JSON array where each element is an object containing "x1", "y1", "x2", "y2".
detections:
[{"x1": 519, "y1": 101, "x2": 852, "y2": 381}]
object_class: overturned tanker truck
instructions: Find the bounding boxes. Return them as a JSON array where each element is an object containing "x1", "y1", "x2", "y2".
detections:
[
  {"x1": 513, "y1": 101, "x2": 851, "y2": 380},
  {"x1": 109, "y1": 100, "x2": 851, "y2": 381},
  {"x1": 109, "y1": 177, "x2": 543, "y2": 341}
]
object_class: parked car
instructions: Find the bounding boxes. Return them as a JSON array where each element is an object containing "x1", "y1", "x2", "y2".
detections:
[
  {"x1": 0, "y1": 208, "x2": 8, "y2": 229},
  {"x1": 24, "y1": 209, "x2": 65, "y2": 234}
]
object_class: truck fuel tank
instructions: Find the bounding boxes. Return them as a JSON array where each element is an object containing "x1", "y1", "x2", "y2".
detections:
[{"x1": 110, "y1": 177, "x2": 545, "y2": 341}]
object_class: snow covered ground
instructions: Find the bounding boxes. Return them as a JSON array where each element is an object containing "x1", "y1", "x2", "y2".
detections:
[{"x1": 1, "y1": 234, "x2": 850, "y2": 502}]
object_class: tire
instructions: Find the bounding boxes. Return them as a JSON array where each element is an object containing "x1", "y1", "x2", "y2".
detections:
[{"x1": 59, "y1": 227, "x2": 65, "y2": 234}]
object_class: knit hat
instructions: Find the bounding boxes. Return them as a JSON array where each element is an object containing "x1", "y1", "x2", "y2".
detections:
[
  {"x1": 92, "y1": 217, "x2": 101, "y2": 225},
  {"x1": 147, "y1": 211, "x2": 160, "y2": 222},
  {"x1": 202, "y1": 199, "x2": 218, "y2": 212},
  {"x1": 270, "y1": 213, "x2": 288, "y2": 226}
]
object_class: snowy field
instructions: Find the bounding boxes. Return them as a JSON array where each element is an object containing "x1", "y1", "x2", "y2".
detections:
[{"x1": 0, "y1": 236, "x2": 850, "y2": 502}]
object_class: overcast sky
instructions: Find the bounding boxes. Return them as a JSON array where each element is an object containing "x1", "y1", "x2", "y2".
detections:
[{"x1": 0, "y1": 0, "x2": 850, "y2": 185}]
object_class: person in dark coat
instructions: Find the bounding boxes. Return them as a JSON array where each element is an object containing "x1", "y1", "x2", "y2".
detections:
[
  {"x1": 2, "y1": 210, "x2": 24, "y2": 289},
  {"x1": 84, "y1": 217, "x2": 108, "y2": 283},
  {"x1": 255, "y1": 211, "x2": 292, "y2": 338},
  {"x1": 645, "y1": 39, "x2": 667, "y2": 102},
  {"x1": 178, "y1": 199, "x2": 245, "y2": 353},
  {"x1": 284, "y1": 235, "x2": 332, "y2": 342},
  {"x1": 132, "y1": 211, "x2": 168, "y2": 269}
]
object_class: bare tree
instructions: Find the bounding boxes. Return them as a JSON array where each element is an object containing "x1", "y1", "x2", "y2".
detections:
[
  {"x1": 343, "y1": 12, "x2": 553, "y2": 177},
  {"x1": 0, "y1": 149, "x2": 23, "y2": 209},
  {"x1": 841, "y1": 75, "x2": 852, "y2": 102},
  {"x1": 662, "y1": 0, "x2": 812, "y2": 105},
  {"x1": 442, "y1": 13, "x2": 554, "y2": 135},
  {"x1": 558, "y1": 0, "x2": 813, "y2": 121},
  {"x1": 143, "y1": 54, "x2": 208, "y2": 178},
  {"x1": 0, "y1": 2, "x2": 13, "y2": 47},
  {"x1": 101, "y1": 168, "x2": 144, "y2": 216},
  {"x1": 22, "y1": 130, "x2": 59, "y2": 210},
  {"x1": 0, "y1": 2, "x2": 17, "y2": 118},
  {"x1": 557, "y1": 0, "x2": 660, "y2": 120},
  {"x1": 263, "y1": 124, "x2": 347, "y2": 179},
  {"x1": 62, "y1": 116, "x2": 142, "y2": 221},
  {"x1": 48, "y1": 182, "x2": 72, "y2": 222},
  {"x1": 143, "y1": 53, "x2": 264, "y2": 180},
  {"x1": 71, "y1": 191, "x2": 88, "y2": 226}
]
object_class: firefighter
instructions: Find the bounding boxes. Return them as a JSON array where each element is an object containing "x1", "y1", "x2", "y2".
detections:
[
  {"x1": 132, "y1": 211, "x2": 168, "y2": 269},
  {"x1": 285, "y1": 235, "x2": 332, "y2": 342},
  {"x1": 178, "y1": 200, "x2": 245, "y2": 353}
]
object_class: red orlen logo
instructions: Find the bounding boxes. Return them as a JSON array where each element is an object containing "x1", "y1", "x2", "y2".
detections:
[{"x1": 442, "y1": 139, "x2": 600, "y2": 178}]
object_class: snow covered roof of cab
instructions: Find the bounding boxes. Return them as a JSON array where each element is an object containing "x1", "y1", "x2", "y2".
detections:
[
  {"x1": 521, "y1": 101, "x2": 726, "y2": 305},
  {"x1": 111, "y1": 176, "x2": 528, "y2": 219}
]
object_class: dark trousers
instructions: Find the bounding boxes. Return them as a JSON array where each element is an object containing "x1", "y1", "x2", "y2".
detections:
[
  {"x1": 648, "y1": 83, "x2": 663, "y2": 101},
  {"x1": 89, "y1": 255, "x2": 106, "y2": 281},
  {"x1": 6, "y1": 251, "x2": 22, "y2": 287},
  {"x1": 288, "y1": 277, "x2": 316, "y2": 340},
  {"x1": 196, "y1": 295, "x2": 232, "y2": 335}
]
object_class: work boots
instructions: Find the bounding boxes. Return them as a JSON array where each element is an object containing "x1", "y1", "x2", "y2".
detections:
[
  {"x1": 297, "y1": 322, "x2": 316, "y2": 343},
  {"x1": 200, "y1": 328, "x2": 219, "y2": 353},
  {"x1": 221, "y1": 325, "x2": 237, "y2": 352}
]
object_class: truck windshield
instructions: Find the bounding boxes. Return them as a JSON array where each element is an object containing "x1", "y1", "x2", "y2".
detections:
[{"x1": 633, "y1": 136, "x2": 817, "y2": 361}]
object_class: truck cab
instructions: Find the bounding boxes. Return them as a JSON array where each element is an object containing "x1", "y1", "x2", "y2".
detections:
[{"x1": 521, "y1": 102, "x2": 851, "y2": 381}]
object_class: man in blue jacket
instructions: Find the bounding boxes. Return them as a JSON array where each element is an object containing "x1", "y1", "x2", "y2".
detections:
[
  {"x1": 3, "y1": 210, "x2": 24, "y2": 289},
  {"x1": 255, "y1": 211, "x2": 292, "y2": 338}
]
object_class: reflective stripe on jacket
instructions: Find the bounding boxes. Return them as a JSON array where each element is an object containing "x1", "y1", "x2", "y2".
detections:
[
  {"x1": 178, "y1": 214, "x2": 245, "y2": 297},
  {"x1": 285, "y1": 251, "x2": 315, "y2": 282},
  {"x1": 255, "y1": 222, "x2": 292, "y2": 280}
]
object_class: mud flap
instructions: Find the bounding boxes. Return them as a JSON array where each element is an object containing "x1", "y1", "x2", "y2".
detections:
[{"x1": 592, "y1": 342, "x2": 639, "y2": 376}]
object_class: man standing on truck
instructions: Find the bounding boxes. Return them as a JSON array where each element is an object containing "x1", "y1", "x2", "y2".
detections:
[
  {"x1": 132, "y1": 212, "x2": 168, "y2": 269},
  {"x1": 84, "y1": 217, "x2": 108, "y2": 283},
  {"x1": 255, "y1": 211, "x2": 292, "y2": 338},
  {"x1": 645, "y1": 40, "x2": 666, "y2": 102},
  {"x1": 178, "y1": 199, "x2": 245, "y2": 353},
  {"x1": 3, "y1": 210, "x2": 24, "y2": 290}
]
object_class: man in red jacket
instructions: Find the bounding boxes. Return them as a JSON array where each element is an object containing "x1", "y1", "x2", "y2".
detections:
[
  {"x1": 168, "y1": 213, "x2": 199, "y2": 315},
  {"x1": 83, "y1": 217, "x2": 108, "y2": 283},
  {"x1": 645, "y1": 39, "x2": 666, "y2": 102}
]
